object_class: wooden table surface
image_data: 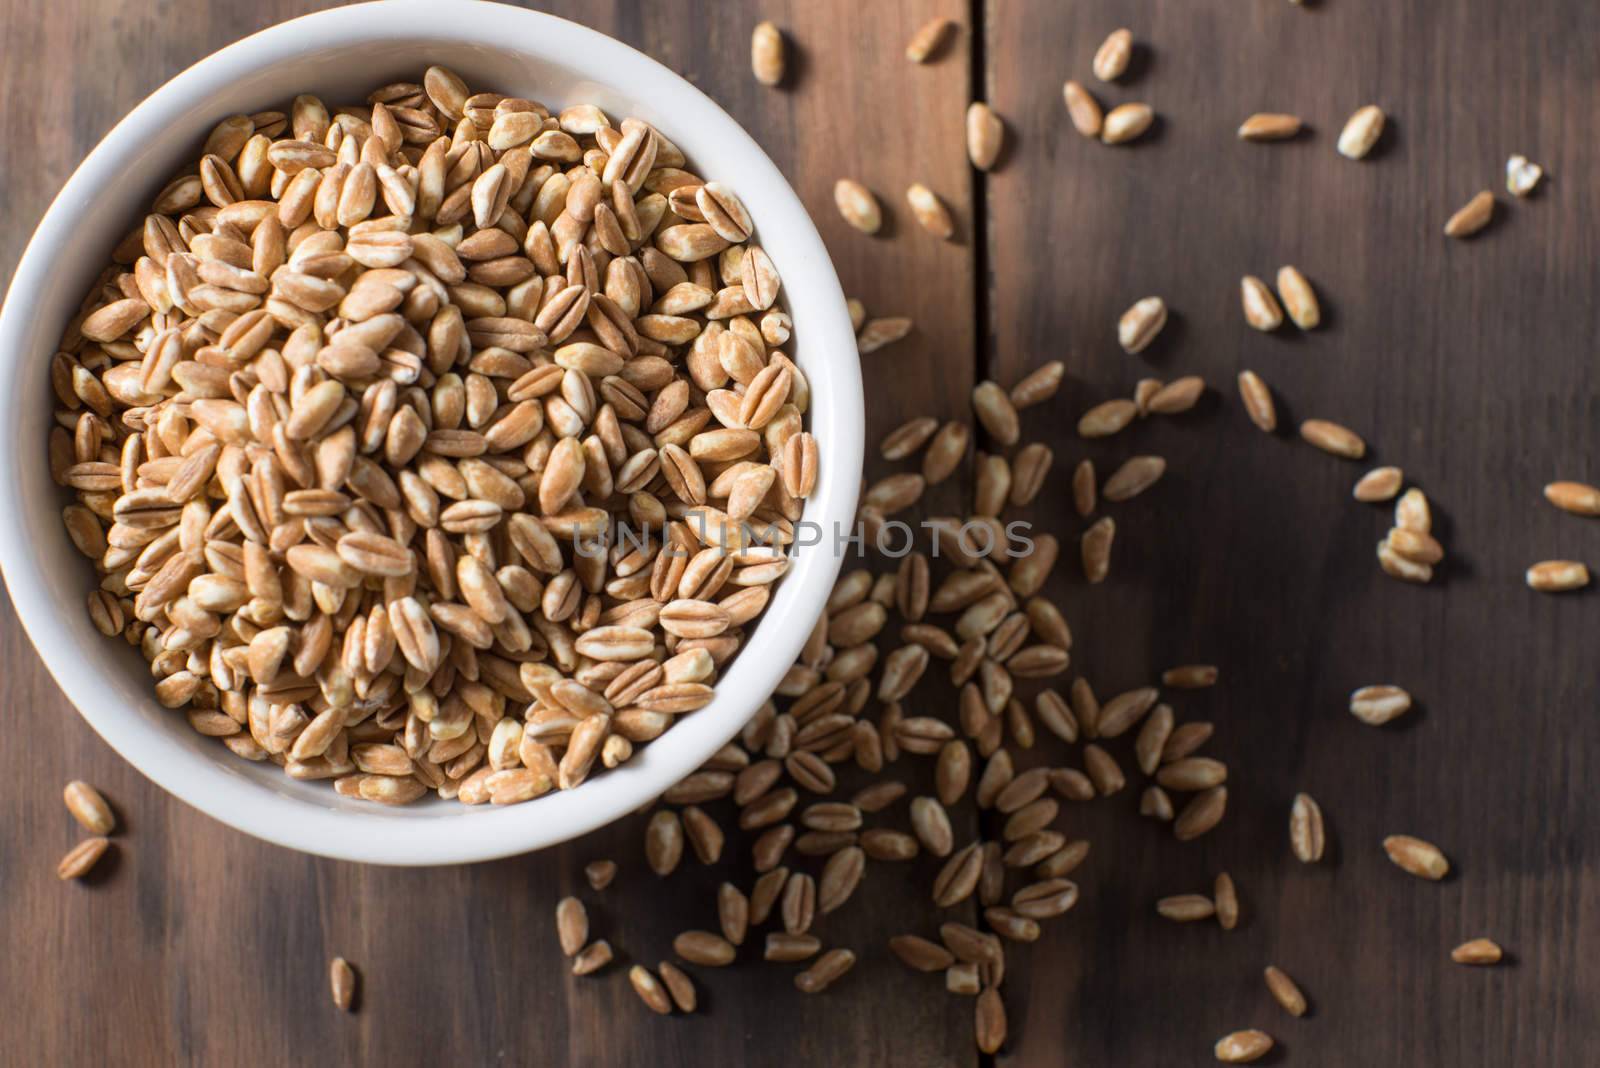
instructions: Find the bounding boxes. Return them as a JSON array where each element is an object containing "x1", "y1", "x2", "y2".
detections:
[{"x1": 3, "y1": 1, "x2": 1597, "y2": 1064}]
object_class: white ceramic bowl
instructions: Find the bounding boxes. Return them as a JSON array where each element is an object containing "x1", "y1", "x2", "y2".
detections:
[{"x1": 0, "y1": 0, "x2": 862, "y2": 865}]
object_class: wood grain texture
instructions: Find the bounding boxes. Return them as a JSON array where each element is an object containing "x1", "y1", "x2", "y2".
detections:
[
  {"x1": 986, "y1": 0, "x2": 1600, "y2": 1065},
  {"x1": 3, "y1": 0, "x2": 1598, "y2": 1065},
  {"x1": 0, "y1": 1, "x2": 978, "y2": 1066}
]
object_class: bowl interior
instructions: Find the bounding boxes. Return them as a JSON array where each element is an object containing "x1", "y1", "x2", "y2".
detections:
[{"x1": 0, "y1": 2, "x2": 862, "y2": 864}]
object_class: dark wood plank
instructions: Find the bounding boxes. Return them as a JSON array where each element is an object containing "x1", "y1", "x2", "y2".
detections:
[
  {"x1": 986, "y1": 0, "x2": 1600, "y2": 1064},
  {"x1": 0, "y1": 1, "x2": 977, "y2": 1065},
  {"x1": 11, "y1": 0, "x2": 1598, "y2": 1064}
]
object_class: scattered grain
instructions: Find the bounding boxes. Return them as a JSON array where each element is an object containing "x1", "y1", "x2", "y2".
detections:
[
  {"x1": 1527, "y1": 560, "x2": 1589, "y2": 592},
  {"x1": 751, "y1": 21, "x2": 785, "y2": 86},
  {"x1": 1238, "y1": 113, "x2": 1302, "y2": 141},
  {"x1": 1063, "y1": 81, "x2": 1103, "y2": 138},
  {"x1": 1444, "y1": 191, "x2": 1494, "y2": 238},
  {"x1": 1215, "y1": 1030, "x2": 1274, "y2": 1064},
  {"x1": 329, "y1": 957, "x2": 357, "y2": 1012},
  {"x1": 63, "y1": 781, "x2": 115, "y2": 835},
  {"x1": 1289, "y1": 793, "x2": 1326, "y2": 863},
  {"x1": 906, "y1": 16, "x2": 955, "y2": 63},
  {"x1": 1337, "y1": 104, "x2": 1385, "y2": 159},
  {"x1": 1451, "y1": 938, "x2": 1504, "y2": 965},
  {"x1": 1383, "y1": 834, "x2": 1450, "y2": 880},
  {"x1": 57, "y1": 837, "x2": 109, "y2": 880},
  {"x1": 1092, "y1": 28, "x2": 1133, "y2": 81},
  {"x1": 1506, "y1": 155, "x2": 1543, "y2": 197},
  {"x1": 1264, "y1": 965, "x2": 1307, "y2": 1016},
  {"x1": 1240, "y1": 275, "x2": 1284, "y2": 331},
  {"x1": 1102, "y1": 103, "x2": 1155, "y2": 146}
]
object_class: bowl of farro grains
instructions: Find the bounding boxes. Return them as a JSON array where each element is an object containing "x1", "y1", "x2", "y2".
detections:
[{"x1": 0, "y1": 0, "x2": 863, "y2": 863}]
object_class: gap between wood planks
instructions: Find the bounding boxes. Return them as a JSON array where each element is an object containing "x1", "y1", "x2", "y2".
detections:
[
  {"x1": 969, "y1": 0, "x2": 994, "y2": 402},
  {"x1": 969, "y1": 8, "x2": 1000, "y2": 1068}
]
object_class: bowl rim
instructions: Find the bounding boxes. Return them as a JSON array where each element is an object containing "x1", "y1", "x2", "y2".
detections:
[{"x1": 0, "y1": 0, "x2": 863, "y2": 865}]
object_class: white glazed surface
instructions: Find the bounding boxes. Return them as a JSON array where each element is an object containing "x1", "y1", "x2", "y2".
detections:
[{"x1": 0, "y1": 0, "x2": 862, "y2": 865}]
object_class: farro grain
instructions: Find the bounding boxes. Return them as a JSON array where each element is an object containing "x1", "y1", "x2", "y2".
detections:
[
  {"x1": 1237, "y1": 370, "x2": 1277, "y2": 432},
  {"x1": 1264, "y1": 965, "x2": 1307, "y2": 1016},
  {"x1": 1506, "y1": 155, "x2": 1543, "y2": 197},
  {"x1": 1290, "y1": 793, "x2": 1326, "y2": 862},
  {"x1": 906, "y1": 17, "x2": 956, "y2": 63},
  {"x1": 1444, "y1": 191, "x2": 1494, "y2": 238},
  {"x1": 63, "y1": 781, "x2": 115, "y2": 835},
  {"x1": 834, "y1": 179, "x2": 882, "y2": 235},
  {"x1": 1300, "y1": 419, "x2": 1367, "y2": 459},
  {"x1": 1175, "y1": 786, "x2": 1228, "y2": 841},
  {"x1": 976, "y1": 988, "x2": 1007, "y2": 1053},
  {"x1": 1544, "y1": 481, "x2": 1600, "y2": 515},
  {"x1": 629, "y1": 965, "x2": 673, "y2": 1014},
  {"x1": 1383, "y1": 834, "x2": 1449, "y2": 880},
  {"x1": 1240, "y1": 276, "x2": 1284, "y2": 331},
  {"x1": 1140, "y1": 785, "x2": 1174, "y2": 820},
  {"x1": 1337, "y1": 105, "x2": 1384, "y2": 160},
  {"x1": 1451, "y1": 938, "x2": 1503, "y2": 965},
  {"x1": 906, "y1": 183, "x2": 955, "y2": 239},
  {"x1": 1148, "y1": 376, "x2": 1205, "y2": 415},
  {"x1": 1215, "y1": 1030, "x2": 1273, "y2": 1063},
  {"x1": 1276, "y1": 266, "x2": 1320, "y2": 329},
  {"x1": 967, "y1": 103, "x2": 1004, "y2": 171},
  {"x1": 795, "y1": 948, "x2": 855, "y2": 993},
  {"x1": 1093, "y1": 29, "x2": 1133, "y2": 81},
  {"x1": 556, "y1": 897, "x2": 588, "y2": 957},
  {"x1": 573, "y1": 941, "x2": 614, "y2": 976},
  {"x1": 1010, "y1": 361, "x2": 1065, "y2": 409},
  {"x1": 1103, "y1": 457, "x2": 1166, "y2": 502},
  {"x1": 1354, "y1": 466, "x2": 1404, "y2": 502},
  {"x1": 1527, "y1": 560, "x2": 1589, "y2": 592},
  {"x1": 58, "y1": 71, "x2": 815, "y2": 813},
  {"x1": 751, "y1": 22, "x2": 785, "y2": 86},
  {"x1": 1238, "y1": 113, "x2": 1302, "y2": 141},
  {"x1": 1072, "y1": 460, "x2": 1097, "y2": 516},
  {"x1": 1214, "y1": 872, "x2": 1240, "y2": 930},
  {"x1": 1063, "y1": 81, "x2": 1103, "y2": 138},
  {"x1": 857, "y1": 316, "x2": 913, "y2": 355},
  {"x1": 1118, "y1": 297, "x2": 1166, "y2": 352},
  {"x1": 329, "y1": 957, "x2": 357, "y2": 1012},
  {"x1": 1156, "y1": 893, "x2": 1216, "y2": 922},
  {"x1": 889, "y1": 934, "x2": 955, "y2": 972},
  {"x1": 673, "y1": 930, "x2": 736, "y2": 967},
  {"x1": 57, "y1": 836, "x2": 110, "y2": 880},
  {"x1": 1102, "y1": 104, "x2": 1154, "y2": 145},
  {"x1": 765, "y1": 932, "x2": 821, "y2": 962},
  {"x1": 585, "y1": 860, "x2": 616, "y2": 891},
  {"x1": 657, "y1": 961, "x2": 697, "y2": 1012}
]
